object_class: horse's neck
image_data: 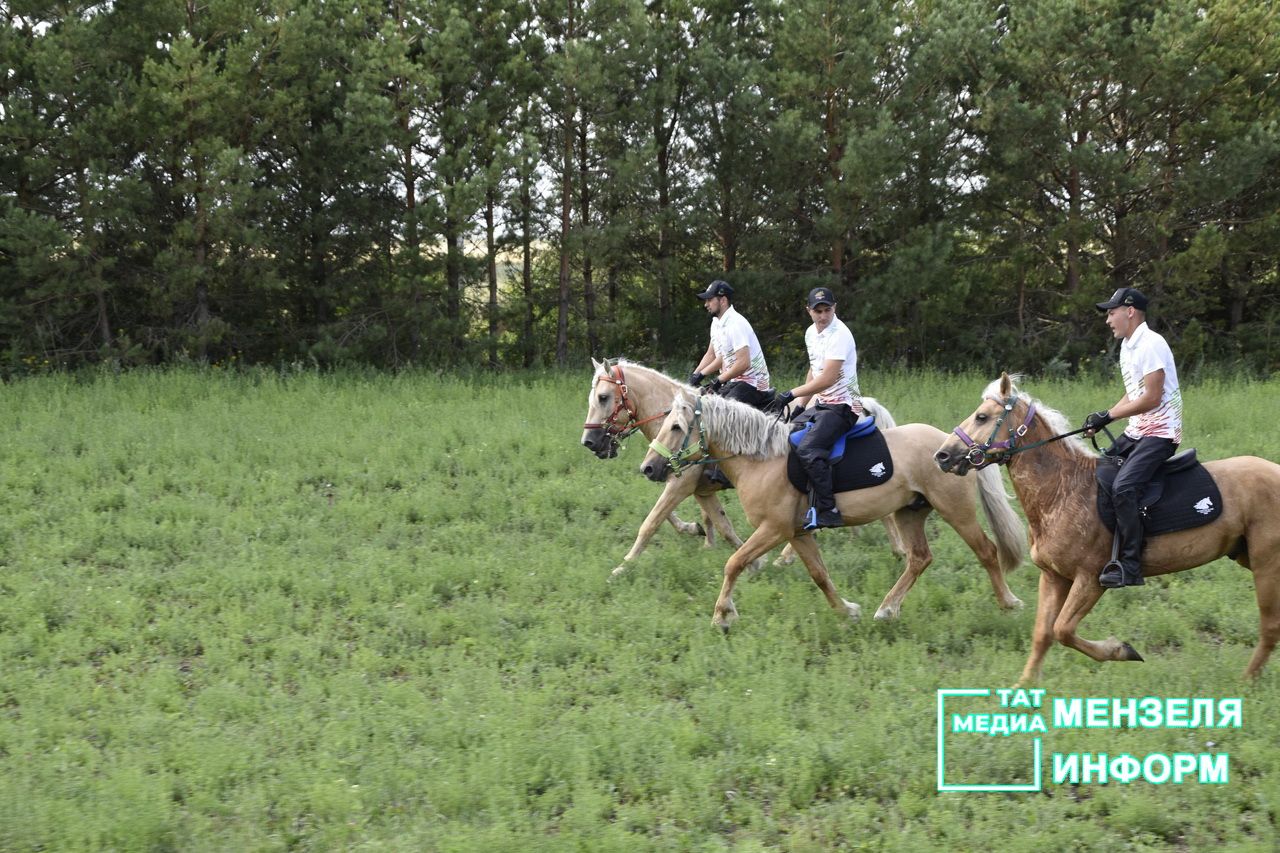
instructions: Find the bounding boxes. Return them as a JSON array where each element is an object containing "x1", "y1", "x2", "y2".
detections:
[
  {"x1": 1006, "y1": 441, "x2": 1098, "y2": 528},
  {"x1": 626, "y1": 367, "x2": 682, "y2": 439}
]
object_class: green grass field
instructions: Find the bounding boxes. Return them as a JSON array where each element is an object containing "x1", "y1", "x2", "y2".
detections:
[{"x1": 2, "y1": 366, "x2": 1279, "y2": 851}]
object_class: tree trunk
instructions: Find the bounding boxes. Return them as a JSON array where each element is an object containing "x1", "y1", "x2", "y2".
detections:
[
  {"x1": 96, "y1": 289, "x2": 114, "y2": 350},
  {"x1": 486, "y1": 187, "x2": 499, "y2": 368},
  {"x1": 556, "y1": 120, "x2": 573, "y2": 367},
  {"x1": 578, "y1": 122, "x2": 598, "y2": 357},
  {"x1": 1065, "y1": 129, "x2": 1085, "y2": 294},
  {"x1": 445, "y1": 206, "x2": 463, "y2": 357},
  {"x1": 655, "y1": 134, "x2": 673, "y2": 352},
  {"x1": 521, "y1": 167, "x2": 535, "y2": 368}
]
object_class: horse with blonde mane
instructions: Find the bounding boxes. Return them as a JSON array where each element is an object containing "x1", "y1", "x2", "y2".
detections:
[
  {"x1": 638, "y1": 391, "x2": 1026, "y2": 627},
  {"x1": 580, "y1": 358, "x2": 903, "y2": 575},
  {"x1": 934, "y1": 373, "x2": 1280, "y2": 684}
]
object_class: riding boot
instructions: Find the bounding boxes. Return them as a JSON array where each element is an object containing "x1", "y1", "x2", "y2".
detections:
[
  {"x1": 802, "y1": 459, "x2": 843, "y2": 530},
  {"x1": 1100, "y1": 492, "x2": 1145, "y2": 588}
]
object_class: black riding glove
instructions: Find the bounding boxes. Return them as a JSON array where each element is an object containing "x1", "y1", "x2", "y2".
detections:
[
  {"x1": 1083, "y1": 410, "x2": 1113, "y2": 432},
  {"x1": 708, "y1": 377, "x2": 725, "y2": 393},
  {"x1": 768, "y1": 389, "x2": 795, "y2": 413},
  {"x1": 786, "y1": 403, "x2": 807, "y2": 422},
  {"x1": 688, "y1": 371, "x2": 705, "y2": 387}
]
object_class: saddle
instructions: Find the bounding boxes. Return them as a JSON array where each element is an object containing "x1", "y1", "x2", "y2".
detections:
[
  {"x1": 1095, "y1": 449, "x2": 1224, "y2": 536},
  {"x1": 786, "y1": 417, "x2": 894, "y2": 494}
]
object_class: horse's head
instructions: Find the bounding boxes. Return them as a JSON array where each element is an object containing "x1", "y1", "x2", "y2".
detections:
[
  {"x1": 935, "y1": 372, "x2": 1033, "y2": 475},
  {"x1": 581, "y1": 357, "x2": 625, "y2": 458},
  {"x1": 640, "y1": 395, "x2": 705, "y2": 482}
]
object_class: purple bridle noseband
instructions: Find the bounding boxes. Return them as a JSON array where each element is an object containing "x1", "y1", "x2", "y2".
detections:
[{"x1": 952, "y1": 394, "x2": 1038, "y2": 467}]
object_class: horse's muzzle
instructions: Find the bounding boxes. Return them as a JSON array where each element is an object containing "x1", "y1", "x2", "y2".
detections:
[
  {"x1": 582, "y1": 430, "x2": 619, "y2": 459},
  {"x1": 641, "y1": 458, "x2": 669, "y2": 482},
  {"x1": 933, "y1": 446, "x2": 970, "y2": 476}
]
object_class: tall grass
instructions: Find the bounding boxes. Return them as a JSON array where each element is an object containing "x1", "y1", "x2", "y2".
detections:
[{"x1": 1, "y1": 366, "x2": 1278, "y2": 850}]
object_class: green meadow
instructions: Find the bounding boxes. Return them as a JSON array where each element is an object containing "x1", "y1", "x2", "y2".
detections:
[{"x1": 2, "y1": 366, "x2": 1280, "y2": 851}]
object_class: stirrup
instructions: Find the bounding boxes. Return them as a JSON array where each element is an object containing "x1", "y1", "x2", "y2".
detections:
[
  {"x1": 1099, "y1": 559, "x2": 1125, "y2": 589},
  {"x1": 1100, "y1": 560, "x2": 1145, "y2": 589},
  {"x1": 802, "y1": 506, "x2": 819, "y2": 531}
]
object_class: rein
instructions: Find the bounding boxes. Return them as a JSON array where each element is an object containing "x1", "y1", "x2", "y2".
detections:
[
  {"x1": 647, "y1": 397, "x2": 723, "y2": 477},
  {"x1": 583, "y1": 362, "x2": 670, "y2": 440},
  {"x1": 952, "y1": 394, "x2": 1096, "y2": 467}
]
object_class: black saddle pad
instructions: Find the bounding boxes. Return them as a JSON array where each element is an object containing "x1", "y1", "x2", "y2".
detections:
[
  {"x1": 1096, "y1": 451, "x2": 1223, "y2": 535},
  {"x1": 787, "y1": 428, "x2": 894, "y2": 494}
]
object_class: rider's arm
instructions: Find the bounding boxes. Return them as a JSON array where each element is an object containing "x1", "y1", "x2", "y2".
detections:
[
  {"x1": 694, "y1": 341, "x2": 719, "y2": 375},
  {"x1": 788, "y1": 359, "x2": 843, "y2": 403},
  {"x1": 1108, "y1": 369, "x2": 1165, "y2": 420},
  {"x1": 717, "y1": 346, "x2": 750, "y2": 383}
]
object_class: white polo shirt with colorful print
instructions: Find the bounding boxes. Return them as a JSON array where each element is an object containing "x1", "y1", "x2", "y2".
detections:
[
  {"x1": 710, "y1": 305, "x2": 771, "y2": 390},
  {"x1": 804, "y1": 315, "x2": 861, "y2": 409},
  {"x1": 1120, "y1": 321, "x2": 1182, "y2": 443}
]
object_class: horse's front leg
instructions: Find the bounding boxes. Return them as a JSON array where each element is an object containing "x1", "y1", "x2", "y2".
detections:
[
  {"x1": 1016, "y1": 569, "x2": 1071, "y2": 686},
  {"x1": 785, "y1": 532, "x2": 861, "y2": 622},
  {"x1": 665, "y1": 512, "x2": 704, "y2": 537},
  {"x1": 873, "y1": 507, "x2": 932, "y2": 620},
  {"x1": 1051, "y1": 572, "x2": 1145, "y2": 665},
  {"x1": 694, "y1": 491, "x2": 769, "y2": 575},
  {"x1": 612, "y1": 473, "x2": 699, "y2": 577},
  {"x1": 712, "y1": 526, "x2": 786, "y2": 630}
]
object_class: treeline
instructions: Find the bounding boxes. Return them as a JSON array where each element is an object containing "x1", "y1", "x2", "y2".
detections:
[{"x1": 3, "y1": 0, "x2": 1278, "y2": 376}]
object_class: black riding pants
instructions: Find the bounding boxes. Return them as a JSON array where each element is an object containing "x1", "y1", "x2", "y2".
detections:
[
  {"x1": 794, "y1": 403, "x2": 857, "y2": 511},
  {"x1": 1109, "y1": 433, "x2": 1179, "y2": 504},
  {"x1": 1108, "y1": 433, "x2": 1178, "y2": 568},
  {"x1": 719, "y1": 381, "x2": 773, "y2": 410}
]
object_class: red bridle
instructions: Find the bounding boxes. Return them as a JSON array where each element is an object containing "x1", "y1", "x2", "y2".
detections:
[{"x1": 583, "y1": 363, "x2": 669, "y2": 439}]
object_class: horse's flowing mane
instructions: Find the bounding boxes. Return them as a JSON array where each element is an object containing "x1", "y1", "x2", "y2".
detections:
[
  {"x1": 982, "y1": 375, "x2": 1097, "y2": 458},
  {"x1": 612, "y1": 359, "x2": 683, "y2": 389},
  {"x1": 686, "y1": 392, "x2": 791, "y2": 459}
]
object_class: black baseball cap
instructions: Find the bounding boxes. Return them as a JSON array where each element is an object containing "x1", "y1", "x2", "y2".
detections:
[
  {"x1": 807, "y1": 287, "x2": 836, "y2": 308},
  {"x1": 696, "y1": 280, "x2": 734, "y2": 300},
  {"x1": 1096, "y1": 287, "x2": 1148, "y2": 312}
]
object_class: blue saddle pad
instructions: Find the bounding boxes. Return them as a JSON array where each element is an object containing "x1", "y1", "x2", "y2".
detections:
[
  {"x1": 788, "y1": 416, "x2": 878, "y2": 465},
  {"x1": 786, "y1": 418, "x2": 893, "y2": 495},
  {"x1": 1095, "y1": 449, "x2": 1223, "y2": 536}
]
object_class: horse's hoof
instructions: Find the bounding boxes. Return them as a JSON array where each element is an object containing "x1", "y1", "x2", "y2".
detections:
[
  {"x1": 609, "y1": 565, "x2": 628, "y2": 580},
  {"x1": 1120, "y1": 642, "x2": 1144, "y2": 662},
  {"x1": 844, "y1": 601, "x2": 862, "y2": 622},
  {"x1": 873, "y1": 606, "x2": 897, "y2": 621},
  {"x1": 1004, "y1": 597, "x2": 1025, "y2": 611}
]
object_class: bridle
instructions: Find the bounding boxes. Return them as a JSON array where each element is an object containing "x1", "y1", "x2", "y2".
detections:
[
  {"x1": 583, "y1": 361, "x2": 670, "y2": 441},
  {"x1": 952, "y1": 393, "x2": 1096, "y2": 468},
  {"x1": 646, "y1": 397, "x2": 722, "y2": 477}
]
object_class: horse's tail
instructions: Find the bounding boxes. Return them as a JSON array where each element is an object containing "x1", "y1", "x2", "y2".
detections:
[
  {"x1": 862, "y1": 396, "x2": 897, "y2": 430},
  {"x1": 977, "y1": 465, "x2": 1026, "y2": 573}
]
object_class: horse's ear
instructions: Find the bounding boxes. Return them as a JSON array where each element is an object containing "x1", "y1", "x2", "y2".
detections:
[
  {"x1": 999, "y1": 372, "x2": 1012, "y2": 396},
  {"x1": 591, "y1": 357, "x2": 605, "y2": 375}
]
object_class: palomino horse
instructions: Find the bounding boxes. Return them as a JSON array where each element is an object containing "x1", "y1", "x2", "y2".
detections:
[
  {"x1": 581, "y1": 359, "x2": 904, "y2": 576},
  {"x1": 933, "y1": 373, "x2": 1280, "y2": 683},
  {"x1": 638, "y1": 392, "x2": 1026, "y2": 627}
]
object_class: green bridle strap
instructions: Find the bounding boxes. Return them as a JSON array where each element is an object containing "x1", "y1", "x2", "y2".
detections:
[{"x1": 648, "y1": 398, "x2": 723, "y2": 476}]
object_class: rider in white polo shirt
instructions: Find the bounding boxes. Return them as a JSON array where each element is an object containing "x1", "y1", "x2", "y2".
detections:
[
  {"x1": 768, "y1": 286, "x2": 864, "y2": 530},
  {"x1": 689, "y1": 280, "x2": 773, "y2": 410},
  {"x1": 1082, "y1": 286, "x2": 1183, "y2": 588}
]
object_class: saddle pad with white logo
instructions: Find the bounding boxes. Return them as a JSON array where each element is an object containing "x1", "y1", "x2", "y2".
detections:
[
  {"x1": 786, "y1": 428, "x2": 894, "y2": 495},
  {"x1": 1096, "y1": 458, "x2": 1223, "y2": 536}
]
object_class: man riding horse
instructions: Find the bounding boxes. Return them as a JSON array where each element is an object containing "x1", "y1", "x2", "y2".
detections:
[{"x1": 1083, "y1": 287, "x2": 1183, "y2": 588}]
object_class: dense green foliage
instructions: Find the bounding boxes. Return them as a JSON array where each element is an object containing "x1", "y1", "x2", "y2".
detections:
[
  {"x1": 3, "y1": 1, "x2": 1278, "y2": 375},
  {"x1": 2, "y1": 367, "x2": 1279, "y2": 848}
]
